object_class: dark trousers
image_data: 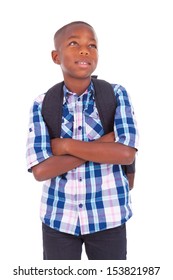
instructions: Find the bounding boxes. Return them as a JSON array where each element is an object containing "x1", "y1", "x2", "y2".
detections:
[{"x1": 42, "y1": 223, "x2": 127, "y2": 260}]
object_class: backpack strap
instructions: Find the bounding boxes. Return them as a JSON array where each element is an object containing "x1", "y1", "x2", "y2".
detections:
[
  {"x1": 92, "y1": 78, "x2": 136, "y2": 184},
  {"x1": 42, "y1": 81, "x2": 64, "y2": 139},
  {"x1": 91, "y1": 78, "x2": 116, "y2": 134}
]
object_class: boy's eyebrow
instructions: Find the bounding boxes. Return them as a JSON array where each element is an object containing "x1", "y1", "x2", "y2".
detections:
[{"x1": 66, "y1": 35, "x2": 97, "y2": 42}]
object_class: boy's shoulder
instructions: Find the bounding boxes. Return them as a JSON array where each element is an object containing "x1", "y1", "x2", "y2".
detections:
[
  {"x1": 32, "y1": 93, "x2": 45, "y2": 107},
  {"x1": 92, "y1": 78, "x2": 127, "y2": 93},
  {"x1": 110, "y1": 83, "x2": 127, "y2": 93},
  {"x1": 110, "y1": 83, "x2": 128, "y2": 98}
]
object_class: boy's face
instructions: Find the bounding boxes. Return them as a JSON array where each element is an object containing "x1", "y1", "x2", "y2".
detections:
[{"x1": 52, "y1": 24, "x2": 98, "y2": 81}]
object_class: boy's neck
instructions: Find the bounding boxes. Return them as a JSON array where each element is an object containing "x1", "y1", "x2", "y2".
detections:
[{"x1": 63, "y1": 77, "x2": 91, "y2": 95}]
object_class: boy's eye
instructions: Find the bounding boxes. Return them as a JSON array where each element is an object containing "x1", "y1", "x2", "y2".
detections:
[
  {"x1": 89, "y1": 44, "x2": 97, "y2": 49},
  {"x1": 69, "y1": 41, "x2": 78, "y2": 46}
]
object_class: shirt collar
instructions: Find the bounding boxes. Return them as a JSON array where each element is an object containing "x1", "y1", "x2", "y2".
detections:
[{"x1": 63, "y1": 81, "x2": 94, "y2": 104}]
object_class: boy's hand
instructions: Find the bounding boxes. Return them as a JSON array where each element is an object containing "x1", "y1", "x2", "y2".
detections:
[{"x1": 51, "y1": 138, "x2": 70, "y2": 156}]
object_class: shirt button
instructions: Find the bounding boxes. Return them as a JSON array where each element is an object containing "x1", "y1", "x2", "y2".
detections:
[
  {"x1": 79, "y1": 177, "x2": 82, "y2": 182},
  {"x1": 78, "y1": 126, "x2": 82, "y2": 130},
  {"x1": 78, "y1": 97, "x2": 81, "y2": 101},
  {"x1": 79, "y1": 204, "x2": 83, "y2": 208}
]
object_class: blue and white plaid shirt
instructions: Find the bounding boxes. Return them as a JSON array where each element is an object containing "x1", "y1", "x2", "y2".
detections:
[{"x1": 26, "y1": 81, "x2": 139, "y2": 236}]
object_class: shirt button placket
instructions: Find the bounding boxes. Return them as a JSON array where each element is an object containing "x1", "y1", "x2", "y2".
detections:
[
  {"x1": 75, "y1": 95, "x2": 85, "y2": 223},
  {"x1": 78, "y1": 177, "x2": 83, "y2": 208}
]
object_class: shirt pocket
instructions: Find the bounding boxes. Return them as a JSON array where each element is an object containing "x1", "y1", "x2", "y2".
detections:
[
  {"x1": 61, "y1": 117, "x2": 73, "y2": 138},
  {"x1": 84, "y1": 107, "x2": 103, "y2": 141}
]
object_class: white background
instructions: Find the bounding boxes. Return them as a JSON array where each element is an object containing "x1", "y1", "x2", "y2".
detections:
[{"x1": 1, "y1": 0, "x2": 173, "y2": 278}]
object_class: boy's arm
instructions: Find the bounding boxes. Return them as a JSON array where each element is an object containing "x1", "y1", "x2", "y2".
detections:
[
  {"x1": 32, "y1": 132, "x2": 115, "y2": 181},
  {"x1": 51, "y1": 137, "x2": 136, "y2": 165},
  {"x1": 32, "y1": 155, "x2": 85, "y2": 182}
]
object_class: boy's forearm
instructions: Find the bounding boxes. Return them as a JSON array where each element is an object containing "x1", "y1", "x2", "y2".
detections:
[
  {"x1": 65, "y1": 139, "x2": 136, "y2": 165},
  {"x1": 32, "y1": 155, "x2": 85, "y2": 182}
]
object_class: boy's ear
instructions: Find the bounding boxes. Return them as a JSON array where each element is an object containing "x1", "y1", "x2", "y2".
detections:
[{"x1": 51, "y1": 50, "x2": 60, "y2": 65}]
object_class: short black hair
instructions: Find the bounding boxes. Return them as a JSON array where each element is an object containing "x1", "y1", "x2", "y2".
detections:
[
  {"x1": 53, "y1": 21, "x2": 95, "y2": 49},
  {"x1": 54, "y1": 21, "x2": 93, "y2": 40}
]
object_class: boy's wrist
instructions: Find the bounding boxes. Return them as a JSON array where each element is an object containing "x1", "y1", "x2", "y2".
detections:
[
  {"x1": 65, "y1": 138, "x2": 80, "y2": 156},
  {"x1": 64, "y1": 138, "x2": 73, "y2": 155}
]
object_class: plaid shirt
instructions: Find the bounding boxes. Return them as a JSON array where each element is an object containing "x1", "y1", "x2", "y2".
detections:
[{"x1": 26, "y1": 82, "x2": 139, "y2": 236}]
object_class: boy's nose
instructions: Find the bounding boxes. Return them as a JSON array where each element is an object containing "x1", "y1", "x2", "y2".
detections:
[{"x1": 80, "y1": 50, "x2": 89, "y2": 55}]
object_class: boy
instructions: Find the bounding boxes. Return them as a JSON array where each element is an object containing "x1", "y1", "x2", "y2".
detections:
[{"x1": 26, "y1": 21, "x2": 139, "y2": 260}]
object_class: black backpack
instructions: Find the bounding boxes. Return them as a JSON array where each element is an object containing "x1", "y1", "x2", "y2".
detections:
[{"x1": 42, "y1": 78, "x2": 135, "y2": 189}]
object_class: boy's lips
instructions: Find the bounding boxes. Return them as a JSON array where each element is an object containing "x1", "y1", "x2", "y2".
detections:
[{"x1": 75, "y1": 60, "x2": 91, "y2": 66}]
